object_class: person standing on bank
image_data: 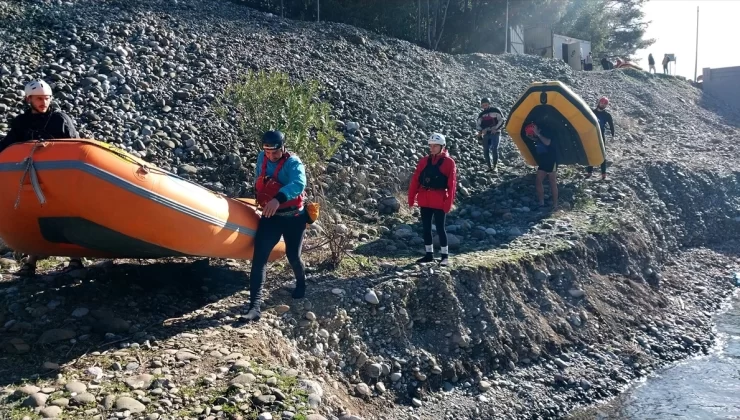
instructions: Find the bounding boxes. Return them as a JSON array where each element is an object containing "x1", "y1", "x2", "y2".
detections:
[
  {"x1": 408, "y1": 133, "x2": 457, "y2": 267},
  {"x1": 662, "y1": 54, "x2": 670, "y2": 74},
  {"x1": 648, "y1": 53, "x2": 656, "y2": 74},
  {"x1": 586, "y1": 96, "x2": 615, "y2": 179},
  {"x1": 244, "y1": 130, "x2": 308, "y2": 322},
  {"x1": 476, "y1": 97, "x2": 505, "y2": 173}
]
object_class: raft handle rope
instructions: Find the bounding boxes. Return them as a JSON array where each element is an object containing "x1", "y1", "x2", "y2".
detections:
[{"x1": 14, "y1": 141, "x2": 47, "y2": 209}]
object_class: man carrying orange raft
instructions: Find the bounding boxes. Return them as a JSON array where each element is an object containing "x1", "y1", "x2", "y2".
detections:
[{"x1": 0, "y1": 79, "x2": 85, "y2": 276}]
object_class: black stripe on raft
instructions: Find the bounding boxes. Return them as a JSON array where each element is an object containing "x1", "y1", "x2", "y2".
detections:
[
  {"x1": 39, "y1": 217, "x2": 189, "y2": 258},
  {"x1": 0, "y1": 160, "x2": 257, "y2": 237}
]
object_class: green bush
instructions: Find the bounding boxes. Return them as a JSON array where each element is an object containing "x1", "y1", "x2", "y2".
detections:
[{"x1": 216, "y1": 69, "x2": 344, "y2": 177}]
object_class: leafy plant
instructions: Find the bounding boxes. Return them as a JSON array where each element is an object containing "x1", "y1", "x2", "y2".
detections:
[{"x1": 216, "y1": 69, "x2": 344, "y2": 180}]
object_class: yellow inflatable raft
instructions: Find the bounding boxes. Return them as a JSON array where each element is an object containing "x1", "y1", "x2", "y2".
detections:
[{"x1": 505, "y1": 81, "x2": 606, "y2": 167}]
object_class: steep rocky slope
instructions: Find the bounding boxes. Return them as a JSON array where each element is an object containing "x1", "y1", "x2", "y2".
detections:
[{"x1": 2, "y1": 0, "x2": 740, "y2": 420}]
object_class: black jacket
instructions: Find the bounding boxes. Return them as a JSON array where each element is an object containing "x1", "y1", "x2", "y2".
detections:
[
  {"x1": 593, "y1": 108, "x2": 614, "y2": 137},
  {"x1": 0, "y1": 107, "x2": 79, "y2": 153}
]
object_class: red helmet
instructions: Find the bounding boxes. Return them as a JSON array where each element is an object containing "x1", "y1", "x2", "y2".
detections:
[
  {"x1": 524, "y1": 123, "x2": 536, "y2": 137},
  {"x1": 598, "y1": 97, "x2": 609, "y2": 108}
]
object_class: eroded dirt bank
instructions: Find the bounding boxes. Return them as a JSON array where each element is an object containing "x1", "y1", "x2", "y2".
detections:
[{"x1": 1, "y1": 163, "x2": 739, "y2": 420}]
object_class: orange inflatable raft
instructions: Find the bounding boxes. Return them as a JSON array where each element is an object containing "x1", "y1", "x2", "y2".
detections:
[{"x1": 0, "y1": 139, "x2": 285, "y2": 261}]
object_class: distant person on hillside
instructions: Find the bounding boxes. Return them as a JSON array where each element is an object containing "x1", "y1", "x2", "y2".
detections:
[
  {"x1": 408, "y1": 133, "x2": 457, "y2": 267},
  {"x1": 476, "y1": 97, "x2": 505, "y2": 173},
  {"x1": 601, "y1": 57, "x2": 613, "y2": 70},
  {"x1": 0, "y1": 79, "x2": 84, "y2": 277},
  {"x1": 662, "y1": 54, "x2": 670, "y2": 74},
  {"x1": 585, "y1": 52, "x2": 593, "y2": 71},
  {"x1": 244, "y1": 130, "x2": 309, "y2": 322},
  {"x1": 586, "y1": 96, "x2": 615, "y2": 180},
  {"x1": 648, "y1": 53, "x2": 656, "y2": 74},
  {"x1": 524, "y1": 122, "x2": 558, "y2": 210}
]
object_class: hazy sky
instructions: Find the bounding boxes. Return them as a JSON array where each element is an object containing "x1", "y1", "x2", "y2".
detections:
[{"x1": 635, "y1": 0, "x2": 740, "y2": 80}]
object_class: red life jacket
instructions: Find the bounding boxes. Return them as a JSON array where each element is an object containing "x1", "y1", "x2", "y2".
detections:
[{"x1": 255, "y1": 152, "x2": 304, "y2": 210}]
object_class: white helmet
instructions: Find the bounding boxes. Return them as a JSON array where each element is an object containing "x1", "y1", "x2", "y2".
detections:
[
  {"x1": 428, "y1": 133, "x2": 446, "y2": 146},
  {"x1": 24, "y1": 80, "x2": 53, "y2": 97}
]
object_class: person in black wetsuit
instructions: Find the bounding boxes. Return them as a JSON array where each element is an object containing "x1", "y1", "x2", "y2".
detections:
[
  {"x1": 0, "y1": 80, "x2": 78, "y2": 152},
  {"x1": 0, "y1": 79, "x2": 84, "y2": 276},
  {"x1": 525, "y1": 122, "x2": 558, "y2": 210},
  {"x1": 586, "y1": 96, "x2": 615, "y2": 180}
]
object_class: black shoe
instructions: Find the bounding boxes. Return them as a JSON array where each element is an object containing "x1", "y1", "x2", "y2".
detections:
[
  {"x1": 244, "y1": 306, "x2": 261, "y2": 322},
  {"x1": 292, "y1": 283, "x2": 306, "y2": 299},
  {"x1": 439, "y1": 254, "x2": 449, "y2": 267},
  {"x1": 416, "y1": 253, "x2": 434, "y2": 264}
]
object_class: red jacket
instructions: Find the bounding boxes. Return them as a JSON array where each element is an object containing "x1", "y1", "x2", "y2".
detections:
[{"x1": 408, "y1": 150, "x2": 457, "y2": 213}]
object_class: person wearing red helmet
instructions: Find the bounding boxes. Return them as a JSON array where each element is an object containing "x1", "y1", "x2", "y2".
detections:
[
  {"x1": 408, "y1": 133, "x2": 457, "y2": 267},
  {"x1": 586, "y1": 96, "x2": 614, "y2": 180},
  {"x1": 524, "y1": 122, "x2": 559, "y2": 210}
]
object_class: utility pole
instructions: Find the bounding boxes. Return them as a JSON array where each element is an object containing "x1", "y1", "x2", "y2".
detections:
[
  {"x1": 281, "y1": 0, "x2": 284, "y2": 18},
  {"x1": 504, "y1": 0, "x2": 509, "y2": 53},
  {"x1": 694, "y1": 5, "x2": 699, "y2": 82},
  {"x1": 317, "y1": 0, "x2": 320, "y2": 22}
]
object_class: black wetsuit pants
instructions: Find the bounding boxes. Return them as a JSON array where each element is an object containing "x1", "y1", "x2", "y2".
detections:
[
  {"x1": 248, "y1": 213, "x2": 306, "y2": 308},
  {"x1": 421, "y1": 207, "x2": 447, "y2": 247},
  {"x1": 586, "y1": 161, "x2": 607, "y2": 175}
]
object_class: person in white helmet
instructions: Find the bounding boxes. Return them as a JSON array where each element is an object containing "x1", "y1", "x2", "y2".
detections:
[
  {"x1": 0, "y1": 80, "x2": 79, "y2": 153},
  {"x1": 0, "y1": 79, "x2": 83, "y2": 276},
  {"x1": 408, "y1": 132, "x2": 457, "y2": 266}
]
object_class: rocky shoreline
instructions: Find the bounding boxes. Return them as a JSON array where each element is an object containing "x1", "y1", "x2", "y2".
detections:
[
  {"x1": 1, "y1": 164, "x2": 739, "y2": 420},
  {"x1": 2, "y1": 0, "x2": 740, "y2": 419}
]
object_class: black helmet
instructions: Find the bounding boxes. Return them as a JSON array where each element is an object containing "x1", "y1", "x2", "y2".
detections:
[
  {"x1": 481, "y1": 97, "x2": 491, "y2": 105},
  {"x1": 261, "y1": 130, "x2": 285, "y2": 150}
]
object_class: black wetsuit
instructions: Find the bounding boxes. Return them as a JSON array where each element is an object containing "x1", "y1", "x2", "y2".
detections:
[
  {"x1": 534, "y1": 126, "x2": 557, "y2": 173},
  {"x1": 0, "y1": 107, "x2": 79, "y2": 153},
  {"x1": 587, "y1": 108, "x2": 614, "y2": 175}
]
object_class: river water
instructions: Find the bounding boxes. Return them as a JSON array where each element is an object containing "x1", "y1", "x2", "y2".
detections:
[{"x1": 618, "y1": 292, "x2": 740, "y2": 420}]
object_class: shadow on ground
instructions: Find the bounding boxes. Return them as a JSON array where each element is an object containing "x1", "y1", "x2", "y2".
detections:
[
  {"x1": 0, "y1": 258, "x2": 258, "y2": 387},
  {"x1": 356, "y1": 171, "x2": 578, "y2": 259}
]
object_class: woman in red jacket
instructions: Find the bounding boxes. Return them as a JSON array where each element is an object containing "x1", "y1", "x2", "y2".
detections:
[{"x1": 408, "y1": 133, "x2": 457, "y2": 266}]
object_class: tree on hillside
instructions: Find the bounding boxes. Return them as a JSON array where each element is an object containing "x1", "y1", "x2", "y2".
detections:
[
  {"x1": 605, "y1": 0, "x2": 655, "y2": 57},
  {"x1": 553, "y1": 0, "x2": 654, "y2": 59},
  {"x1": 235, "y1": 0, "x2": 653, "y2": 58}
]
